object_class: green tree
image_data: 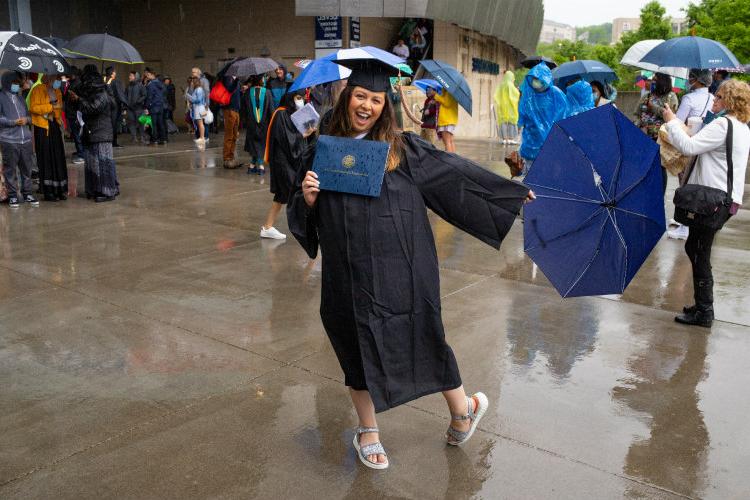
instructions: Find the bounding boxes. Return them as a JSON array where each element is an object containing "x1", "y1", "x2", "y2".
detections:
[
  {"x1": 686, "y1": 0, "x2": 750, "y2": 62},
  {"x1": 576, "y1": 23, "x2": 613, "y2": 45}
]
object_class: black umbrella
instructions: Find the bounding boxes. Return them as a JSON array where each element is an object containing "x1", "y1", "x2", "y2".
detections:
[
  {"x1": 224, "y1": 57, "x2": 279, "y2": 78},
  {"x1": 520, "y1": 55, "x2": 557, "y2": 70},
  {"x1": 64, "y1": 33, "x2": 143, "y2": 64},
  {"x1": 42, "y1": 36, "x2": 85, "y2": 60},
  {"x1": 0, "y1": 31, "x2": 70, "y2": 74}
]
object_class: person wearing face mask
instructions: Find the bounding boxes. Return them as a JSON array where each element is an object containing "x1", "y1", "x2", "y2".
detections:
[
  {"x1": 634, "y1": 72, "x2": 679, "y2": 196},
  {"x1": 29, "y1": 74, "x2": 68, "y2": 201},
  {"x1": 244, "y1": 75, "x2": 274, "y2": 174},
  {"x1": 289, "y1": 58, "x2": 534, "y2": 470},
  {"x1": 676, "y1": 69, "x2": 714, "y2": 124},
  {"x1": 258, "y1": 91, "x2": 309, "y2": 240},
  {"x1": 565, "y1": 80, "x2": 595, "y2": 117},
  {"x1": 517, "y1": 62, "x2": 568, "y2": 176},
  {"x1": 662, "y1": 80, "x2": 750, "y2": 327},
  {"x1": 590, "y1": 81, "x2": 611, "y2": 108},
  {"x1": 0, "y1": 71, "x2": 38, "y2": 208}
]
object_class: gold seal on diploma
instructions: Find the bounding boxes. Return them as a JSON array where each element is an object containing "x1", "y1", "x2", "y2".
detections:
[{"x1": 342, "y1": 155, "x2": 356, "y2": 169}]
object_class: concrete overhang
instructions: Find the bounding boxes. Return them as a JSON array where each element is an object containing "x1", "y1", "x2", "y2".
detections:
[{"x1": 295, "y1": 0, "x2": 544, "y2": 56}]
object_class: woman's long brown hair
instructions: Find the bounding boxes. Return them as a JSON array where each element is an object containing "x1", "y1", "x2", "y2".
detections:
[{"x1": 327, "y1": 86, "x2": 404, "y2": 172}]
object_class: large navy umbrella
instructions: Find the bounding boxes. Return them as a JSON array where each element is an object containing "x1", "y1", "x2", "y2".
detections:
[
  {"x1": 639, "y1": 36, "x2": 740, "y2": 70},
  {"x1": 552, "y1": 59, "x2": 617, "y2": 89},
  {"x1": 0, "y1": 32, "x2": 70, "y2": 74},
  {"x1": 523, "y1": 105, "x2": 665, "y2": 298},
  {"x1": 419, "y1": 59, "x2": 472, "y2": 115},
  {"x1": 64, "y1": 33, "x2": 143, "y2": 64}
]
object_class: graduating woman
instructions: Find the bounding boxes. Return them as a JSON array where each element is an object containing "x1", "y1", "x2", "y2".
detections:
[
  {"x1": 259, "y1": 90, "x2": 310, "y2": 240},
  {"x1": 287, "y1": 58, "x2": 534, "y2": 470},
  {"x1": 244, "y1": 75, "x2": 274, "y2": 175}
]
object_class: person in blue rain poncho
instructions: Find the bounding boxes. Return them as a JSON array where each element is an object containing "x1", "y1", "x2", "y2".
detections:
[
  {"x1": 518, "y1": 63, "x2": 568, "y2": 174},
  {"x1": 565, "y1": 80, "x2": 595, "y2": 117}
]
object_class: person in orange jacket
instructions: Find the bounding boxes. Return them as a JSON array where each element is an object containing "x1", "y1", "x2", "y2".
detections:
[{"x1": 29, "y1": 75, "x2": 68, "y2": 201}]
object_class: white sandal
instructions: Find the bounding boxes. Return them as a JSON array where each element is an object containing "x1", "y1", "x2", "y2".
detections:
[
  {"x1": 446, "y1": 392, "x2": 488, "y2": 446},
  {"x1": 353, "y1": 427, "x2": 389, "y2": 470}
]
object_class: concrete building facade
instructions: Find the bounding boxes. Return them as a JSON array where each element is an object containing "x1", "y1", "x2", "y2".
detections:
[
  {"x1": 612, "y1": 16, "x2": 689, "y2": 43},
  {"x1": 1, "y1": 0, "x2": 544, "y2": 138},
  {"x1": 539, "y1": 20, "x2": 576, "y2": 44}
]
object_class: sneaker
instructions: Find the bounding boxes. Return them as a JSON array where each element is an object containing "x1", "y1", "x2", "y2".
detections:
[
  {"x1": 667, "y1": 225, "x2": 689, "y2": 240},
  {"x1": 260, "y1": 226, "x2": 286, "y2": 240},
  {"x1": 8, "y1": 196, "x2": 20, "y2": 208},
  {"x1": 23, "y1": 194, "x2": 39, "y2": 207},
  {"x1": 72, "y1": 156, "x2": 84, "y2": 164}
]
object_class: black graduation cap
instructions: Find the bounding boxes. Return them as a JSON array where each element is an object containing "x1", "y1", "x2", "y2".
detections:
[{"x1": 335, "y1": 58, "x2": 401, "y2": 93}]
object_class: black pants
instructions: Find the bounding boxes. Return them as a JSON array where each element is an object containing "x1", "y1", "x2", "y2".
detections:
[
  {"x1": 685, "y1": 225, "x2": 716, "y2": 282},
  {"x1": 150, "y1": 109, "x2": 167, "y2": 144},
  {"x1": 685, "y1": 225, "x2": 717, "y2": 308},
  {"x1": 111, "y1": 104, "x2": 121, "y2": 146}
]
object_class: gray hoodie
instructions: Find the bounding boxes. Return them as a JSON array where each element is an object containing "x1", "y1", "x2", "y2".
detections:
[{"x1": 0, "y1": 71, "x2": 31, "y2": 145}]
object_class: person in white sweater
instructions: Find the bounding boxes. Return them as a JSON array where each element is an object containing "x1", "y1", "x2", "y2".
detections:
[{"x1": 662, "y1": 80, "x2": 750, "y2": 327}]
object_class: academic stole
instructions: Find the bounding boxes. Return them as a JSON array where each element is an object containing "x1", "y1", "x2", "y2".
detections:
[
  {"x1": 263, "y1": 106, "x2": 286, "y2": 164},
  {"x1": 250, "y1": 87, "x2": 267, "y2": 124}
]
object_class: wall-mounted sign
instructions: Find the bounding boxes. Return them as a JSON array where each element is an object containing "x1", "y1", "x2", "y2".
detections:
[
  {"x1": 350, "y1": 17, "x2": 361, "y2": 48},
  {"x1": 315, "y1": 16, "x2": 343, "y2": 49},
  {"x1": 472, "y1": 58, "x2": 500, "y2": 75}
]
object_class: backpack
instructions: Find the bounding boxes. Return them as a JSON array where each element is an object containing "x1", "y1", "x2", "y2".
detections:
[{"x1": 209, "y1": 81, "x2": 231, "y2": 106}]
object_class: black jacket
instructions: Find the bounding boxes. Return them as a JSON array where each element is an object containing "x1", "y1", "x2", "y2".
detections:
[
  {"x1": 77, "y1": 79, "x2": 114, "y2": 144},
  {"x1": 125, "y1": 80, "x2": 146, "y2": 112}
]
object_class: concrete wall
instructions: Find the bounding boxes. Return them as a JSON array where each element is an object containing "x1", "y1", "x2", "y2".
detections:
[{"x1": 432, "y1": 20, "x2": 517, "y2": 138}]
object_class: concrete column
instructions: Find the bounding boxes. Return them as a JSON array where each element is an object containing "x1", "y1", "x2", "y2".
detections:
[{"x1": 8, "y1": 0, "x2": 32, "y2": 32}]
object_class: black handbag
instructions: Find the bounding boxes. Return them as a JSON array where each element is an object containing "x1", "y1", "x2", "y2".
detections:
[{"x1": 673, "y1": 118, "x2": 734, "y2": 230}]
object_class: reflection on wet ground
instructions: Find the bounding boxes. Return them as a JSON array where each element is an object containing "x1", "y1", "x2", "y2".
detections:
[{"x1": 1, "y1": 135, "x2": 748, "y2": 499}]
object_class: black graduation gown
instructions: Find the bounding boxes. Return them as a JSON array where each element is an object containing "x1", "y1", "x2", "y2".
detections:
[
  {"x1": 287, "y1": 133, "x2": 529, "y2": 412},
  {"x1": 243, "y1": 87, "x2": 274, "y2": 159},
  {"x1": 267, "y1": 108, "x2": 305, "y2": 204}
]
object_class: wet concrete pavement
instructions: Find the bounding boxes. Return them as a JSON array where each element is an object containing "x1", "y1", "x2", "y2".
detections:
[{"x1": 1, "y1": 134, "x2": 749, "y2": 499}]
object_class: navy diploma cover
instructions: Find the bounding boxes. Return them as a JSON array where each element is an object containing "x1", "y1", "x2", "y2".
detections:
[{"x1": 312, "y1": 135, "x2": 390, "y2": 197}]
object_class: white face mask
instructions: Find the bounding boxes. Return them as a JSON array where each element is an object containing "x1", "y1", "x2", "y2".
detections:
[
  {"x1": 530, "y1": 78, "x2": 545, "y2": 91},
  {"x1": 294, "y1": 98, "x2": 304, "y2": 110}
]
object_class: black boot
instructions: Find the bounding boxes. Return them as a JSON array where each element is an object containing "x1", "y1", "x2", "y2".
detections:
[{"x1": 675, "y1": 278, "x2": 714, "y2": 328}]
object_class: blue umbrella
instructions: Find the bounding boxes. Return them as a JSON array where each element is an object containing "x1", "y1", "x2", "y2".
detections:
[
  {"x1": 419, "y1": 59, "x2": 472, "y2": 115},
  {"x1": 332, "y1": 46, "x2": 411, "y2": 73},
  {"x1": 288, "y1": 53, "x2": 351, "y2": 92},
  {"x1": 552, "y1": 60, "x2": 617, "y2": 89},
  {"x1": 412, "y1": 78, "x2": 443, "y2": 94},
  {"x1": 639, "y1": 36, "x2": 740, "y2": 70},
  {"x1": 523, "y1": 105, "x2": 665, "y2": 298}
]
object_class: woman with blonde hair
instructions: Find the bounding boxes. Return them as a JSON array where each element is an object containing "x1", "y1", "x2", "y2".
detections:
[
  {"x1": 494, "y1": 70, "x2": 520, "y2": 145},
  {"x1": 185, "y1": 76, "x2": 207, "y2": 151},
  {"x1": 288, "y1": 58, "x2": 534, "y2": 470},
  {"x1": 663, "y1": 79, "x2": 750, "y2": 327}
]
